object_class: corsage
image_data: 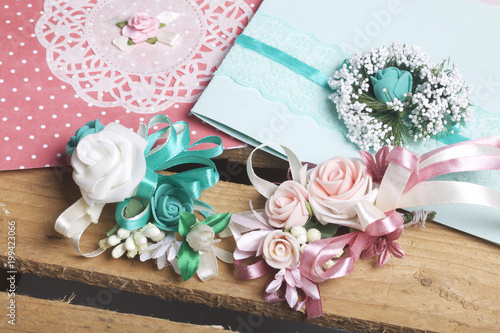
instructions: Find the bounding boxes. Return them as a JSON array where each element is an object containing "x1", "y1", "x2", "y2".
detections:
[
  {"x1": 230, "y1": 137, "x2": 500, "y2": 318},
  {"x1": 55, "y1": 115, "x2": 232, "y2": 281}
]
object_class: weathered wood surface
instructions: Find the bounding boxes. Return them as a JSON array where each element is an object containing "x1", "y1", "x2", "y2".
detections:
[
  {"x1": 0, "y1": 292, "x2": 230, "y2": 332},
  {"x1": 0, "y1": 167, "x2": 499, "y2": 333},
  {"x1": 219, "y1": 146, "x2": 289, "y2": 170}
]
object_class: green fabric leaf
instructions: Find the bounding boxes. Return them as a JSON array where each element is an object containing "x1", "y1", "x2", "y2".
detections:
[
  {"x1": 106, "y1": 224, "x2": 120, "y2": 237},
  {"x1": 304, "y1": 218, "x2": 340, "y2": 239},
  {"x1": 305, "y1": 201, "x2": 313, "y2": 222},
  {"x1": 127, "y1": 38, "x2": 135, "y2": 46},
  {"x1": 179, "y1": 211, "x2": 197, "y2": 238},
  {"x1": 146, "y1": 37, "x2": 158, "y2": 45},
  {"x1": 201, "y1": 212, "x2": 231, "y2": 235},
  {"x1": 159, "y1": 23, "x2": 166, "y2": 28},
  {"x1": 177, "y1": 241, "x2": 200, "y2": 281},
  {"x1": 116, "y1": 21, "x2": 127, "y2": 29},
  {"x1": 124, "y1": 198, "x2": 147, "y2": 219}
]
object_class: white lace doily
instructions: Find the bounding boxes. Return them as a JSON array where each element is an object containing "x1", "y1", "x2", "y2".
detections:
[{"x1": 35, "y1": 0, "x2": 253, "y2": 113}]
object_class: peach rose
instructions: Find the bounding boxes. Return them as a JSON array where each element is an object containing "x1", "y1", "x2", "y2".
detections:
[
  {"x1": 262, "y1": 230, "x2": 300, "y2": 269},
  {"x1": 307, "y1": 157, "x2": 376, "y2": 226},
  {"x1": 265, "y1": 181, "x2": 309, "y2": 229}
]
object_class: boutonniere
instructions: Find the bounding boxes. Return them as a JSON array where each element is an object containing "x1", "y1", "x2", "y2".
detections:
[{"x1": 177, "y1": 211, "x2": 233, "y2": 281}]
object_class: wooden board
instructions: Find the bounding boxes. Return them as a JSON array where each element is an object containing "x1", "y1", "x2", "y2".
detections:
[
  {"x1": 0, "y1": 292, "x2": 230, "y2": 332},
  {"x1": 1, "y1": 168, "x2": 499, "y2": 332}
]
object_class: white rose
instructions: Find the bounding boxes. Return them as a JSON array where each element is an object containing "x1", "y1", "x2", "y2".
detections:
[
  {"x1": 186, "y1": 224, "x2": 219, "y2": 252},
  {"x1": 71, "y1": 122, "x2": 148, "y2": 206}
]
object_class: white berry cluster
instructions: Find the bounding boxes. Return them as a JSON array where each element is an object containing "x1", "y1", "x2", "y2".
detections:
[
  {"x1": 329, "y1": 43, "x2": 471, "y2": 150},
  {"x1": 99, "y1": 223, "x2": 166, "y2": 259},
  {"x1": 289, "y1": 226, "x2": 321, "y2": 253}
]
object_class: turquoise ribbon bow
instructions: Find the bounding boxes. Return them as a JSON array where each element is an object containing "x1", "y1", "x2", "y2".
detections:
[{"x1": 115, "y1": 114, "x2": 223, "y2": 231}]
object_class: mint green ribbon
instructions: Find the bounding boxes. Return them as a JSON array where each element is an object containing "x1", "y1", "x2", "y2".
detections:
[
  {"x1": 177, "y1": 211, "x2": 231, "y2": 281},
  {"x1": 115, "y1": 114, "x2": 223, "y2": 230},
  {"x1": 234, "y1": 34, "x2": 330, "y2": 88}
]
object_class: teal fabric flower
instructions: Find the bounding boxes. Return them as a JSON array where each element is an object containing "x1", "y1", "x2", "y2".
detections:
[
  {"x1": 151, "y1": 177, "x2": 194, "y2": 231},
  {"x1": 66, "y1": 119, "x2": 105, "y2": 156},
  {"x1": 370, "y1": 67, "x2": 413, "y2": 103}
]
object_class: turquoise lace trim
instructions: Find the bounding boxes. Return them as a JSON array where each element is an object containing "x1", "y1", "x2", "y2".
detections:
[{"x1": 215, "y1": 11, "x2": 349, "y2": 134}]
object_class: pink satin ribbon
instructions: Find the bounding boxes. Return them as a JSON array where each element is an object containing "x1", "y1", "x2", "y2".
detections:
[
  {"x1": 369, "y1": 136, "x2": 500, "y2": 192},
  {"x1": 300, "y1": 210, "x2": 404, "y2": 283},
  {"x1": 233, "y1": 258, "x2": 271, "y2": 280}
]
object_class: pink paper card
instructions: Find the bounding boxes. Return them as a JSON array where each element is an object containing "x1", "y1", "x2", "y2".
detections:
[{"x1": 0, "y1": 0, "x2": 261, "y2": 171}]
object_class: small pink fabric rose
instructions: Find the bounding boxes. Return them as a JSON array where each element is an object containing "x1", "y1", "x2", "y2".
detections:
[
  {"x1": 265, "y1": 181, "x2": 310, "y2": 229},
  {"x1": 122, "y1": 12, "x2": 161, "y2": 44},
  {"x1": 307, "y1": 157, "x2": 375, "y2": 226},
  {"x1": 262, "y1": 230, "x2": 300, "y2": 269}
]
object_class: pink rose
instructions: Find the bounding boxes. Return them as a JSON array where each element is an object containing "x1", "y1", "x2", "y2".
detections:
[
  {"x1": 265, "y1": 181, "x2": 310, "y2": 229},
  {"x1": 122, "y1": 12, "x2": 161, "y2": 44},
  {"x1": 262, "y1": 230, "x2": 300, "y2": 269},
  {"x1": 307, "y1": 157, "x2": 375, "y2": 226}
]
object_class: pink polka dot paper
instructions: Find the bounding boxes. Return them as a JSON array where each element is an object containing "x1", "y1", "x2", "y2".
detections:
[{"x1": 0, "y1": 0, "x2": 261, "y2": 171}]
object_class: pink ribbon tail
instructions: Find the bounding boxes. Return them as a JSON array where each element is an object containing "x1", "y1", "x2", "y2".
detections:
[
  {"x1": 233, "y1": 258, "x2": 271, "y2": 280},
  {"x1": 305, "y1": 296, "x2": 323, "y2": 319}
]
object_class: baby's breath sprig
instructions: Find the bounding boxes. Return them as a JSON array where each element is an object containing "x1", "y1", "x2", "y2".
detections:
[{"x1": 329, "y1": 43, "x2": 472, "y2": 150}]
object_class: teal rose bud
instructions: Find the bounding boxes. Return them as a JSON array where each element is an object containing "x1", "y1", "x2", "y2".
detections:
[
  {"x1": 370, "y1": 67, "x2": 413, "y2": 103},
  {"x1": 151, "y1": 177, "x2": 194, "y2": 231},
  {"x1": 66, "y1": 119, "x2": 105, "y2": 156}
]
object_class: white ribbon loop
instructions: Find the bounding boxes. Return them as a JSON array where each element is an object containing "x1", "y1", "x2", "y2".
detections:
[
  {"x1": 55, "y1": 198, "x2": 106, "y2": 257},
  {"x1": 353, "y1": 200, "x2": 387, "y2": 232},
  {"x1": 247, "y1": 143, "x2": 305, "y2": 198},
  {"x1": 196, "y1": 246, "x2": 233, "y2": 282}
]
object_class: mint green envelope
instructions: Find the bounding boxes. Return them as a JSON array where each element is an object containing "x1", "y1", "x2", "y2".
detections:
[{"x1": 192, "y1": 0, "x2": 500, "y2": 244}]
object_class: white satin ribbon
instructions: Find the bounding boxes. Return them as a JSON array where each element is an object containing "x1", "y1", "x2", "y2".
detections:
[
  {"x1": 247, "y1": 143, "x2": 306, "y2": 198},
  {"x1": 375, "y1": 143, "x2": 500, "y2": 225},
  {"x1": 55, "y1": 198, "x2": 106, "y2": 257},
  {"x1": 376, "y1": 162, "x2": 414, "y2": 212},
  {"x1": 197, "y1": 245, "x2": 234, "y2": 282}
]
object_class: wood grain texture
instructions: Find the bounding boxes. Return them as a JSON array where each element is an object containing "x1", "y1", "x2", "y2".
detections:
[
  {"x1": 218, "y1": 147, "x2": 289, "y2": 169},
  {"x1": 0, "y1": 168, "x2": 499, "y2": 332},
  {"x1": 0, "y1": 292, "x2": 231, "y2": 332}
]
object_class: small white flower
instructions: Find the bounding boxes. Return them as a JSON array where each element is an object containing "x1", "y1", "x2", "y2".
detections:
[
  {"x1": 140, "y1": 232, "x2": 182, "y2": 273},
  {"x1": 186, "y1": 224, "x2": 220, "y2": 252}
]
